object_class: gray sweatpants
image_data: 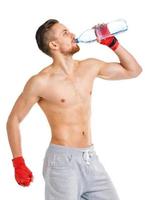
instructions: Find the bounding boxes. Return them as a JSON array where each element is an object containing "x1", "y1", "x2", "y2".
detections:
[{"x1": 42, "y1": 143, "x2": 120, "y2": 200}]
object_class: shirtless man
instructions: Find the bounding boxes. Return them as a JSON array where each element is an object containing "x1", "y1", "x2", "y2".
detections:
[{"x1": 7, "y1": 19, "x2": 142, "y2": 200}]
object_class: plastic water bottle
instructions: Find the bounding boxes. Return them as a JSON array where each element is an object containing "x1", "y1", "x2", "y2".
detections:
[{"x1": 75, "y1": 19, "x2": 128, "y2": 43}]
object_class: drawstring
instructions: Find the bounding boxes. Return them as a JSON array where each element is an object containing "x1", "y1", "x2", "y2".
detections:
[{"x1": 82, "y1": 150, "x2": 94, "y2": 165}]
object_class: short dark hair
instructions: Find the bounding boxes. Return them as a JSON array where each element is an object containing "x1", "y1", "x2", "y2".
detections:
[{"x1": 35, "y1": 19, "x2": 59, "y2": 56}]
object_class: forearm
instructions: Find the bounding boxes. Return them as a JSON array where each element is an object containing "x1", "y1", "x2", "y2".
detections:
[
  {"x1": 7, "y1": 115, "x2": 33, "y2": 187},
  {"x1": 7, "y1": 117, "x2": 22, "y2": 158},
  {"x1": 114, "y1": 45, "x2": 142, "y2": 74}
]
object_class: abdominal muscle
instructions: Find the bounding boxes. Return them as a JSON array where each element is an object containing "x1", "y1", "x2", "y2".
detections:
[
  {"x1": 50, "y1": 123, "x2": 92, "y2": 148},
  {"x1": 38, "y1": 99, "x2": 93, "y2": 148}
]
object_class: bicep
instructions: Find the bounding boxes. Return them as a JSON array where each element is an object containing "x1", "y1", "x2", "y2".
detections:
[
  {"x1": 81, "y1": 58, "x2": 132, "y2": 80},
  {"x1": 9, "y1": 92, "x2": 39, "y2": 122},
  {"x1": 97, "y1": 61, "x2": 132, "y2": 80},
  {"x1": 8, "y1": 77, "x2": 40, "y2": 122}
]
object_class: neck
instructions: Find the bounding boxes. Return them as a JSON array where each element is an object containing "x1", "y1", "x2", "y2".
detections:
[{"x1": 52, "y1": 54, "x2": 76, "y2": 76}]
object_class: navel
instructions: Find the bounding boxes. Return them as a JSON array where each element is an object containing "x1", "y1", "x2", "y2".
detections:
[
  {"x1": 82, "y1": 131, "x2": 85, "y2": 135},
  {"x1": 60, "y1": 98, "x2": 65, "y2": 103},
  {"x1": 90, "y1": 91, "x2": 92, "y2": 95}
]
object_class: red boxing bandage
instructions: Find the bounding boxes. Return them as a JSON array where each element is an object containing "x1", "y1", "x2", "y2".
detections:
[
  {"x1": 94, "y1": 23, "x2": 119, "y2": 51},
  {"x1": 12, "y1": 156, "x2": 33, "y2": 186},
  {"x1": 100, "y1": 36, "x2": 119, "y2": 51}
]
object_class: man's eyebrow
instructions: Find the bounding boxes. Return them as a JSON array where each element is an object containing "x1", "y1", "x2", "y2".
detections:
[{"x1": 62, "y1": 29, "x2": 68, "y2": 32}]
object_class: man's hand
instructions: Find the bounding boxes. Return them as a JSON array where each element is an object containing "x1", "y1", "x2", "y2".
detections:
[
  {"x1": 94, "y1": 24, "x2": 119, "y2": 51},
  {"x1": 100, "y1": 35, "x2": 119, "y2": 51},
  {"x1": 12, "y1": 156, "x2": 33, "y2": 186}
]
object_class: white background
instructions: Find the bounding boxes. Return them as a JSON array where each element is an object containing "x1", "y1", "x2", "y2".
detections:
[{"x1": 0, "y1": 0, "x2": 145, "y2": 199}]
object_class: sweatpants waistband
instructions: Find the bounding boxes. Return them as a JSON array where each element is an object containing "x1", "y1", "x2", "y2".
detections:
[{"x1": 47, "y1": 143, "x2": 96, "y2": 155}]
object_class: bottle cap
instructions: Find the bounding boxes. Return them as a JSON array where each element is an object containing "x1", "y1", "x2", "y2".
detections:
[{"x1": 75, "y1": 38, "x2": 79, "y2": 43}]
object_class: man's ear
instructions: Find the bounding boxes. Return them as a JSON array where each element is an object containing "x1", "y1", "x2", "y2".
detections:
[{"x1": 49, "y1": 41, "x2": 59, "y2": 50}]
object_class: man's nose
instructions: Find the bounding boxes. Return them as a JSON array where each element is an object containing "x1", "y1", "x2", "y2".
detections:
[{"x1": 70, "y1": 32, "x2": 75, "y2": 39}]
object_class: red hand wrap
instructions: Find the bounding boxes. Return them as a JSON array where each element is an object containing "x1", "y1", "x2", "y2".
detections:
[
  {"x1": 12, "y1": 156, "x2": 33, "y2": 186},
  {"x1": 94, "y1": 24, "x2": 119, "y2": 51},
  {"x1": 100, "y1": 36, "x2": 119, "y2": 51}
]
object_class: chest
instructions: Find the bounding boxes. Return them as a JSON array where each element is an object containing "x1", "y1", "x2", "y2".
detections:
[{"x1": 40, "y1": 75, "x2": 94, "y2": 107}]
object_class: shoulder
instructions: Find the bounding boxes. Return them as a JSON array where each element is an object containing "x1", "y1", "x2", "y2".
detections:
[
  {"x1": 24, "y1": 74, "x2": 43, "y2": 89},
  {"x1": 80, "y1": 58, "x2": 105, "y2": 66},
  {"x1": 23, "y1": 70, "x2": 50, "y2": 96},
  {"x1": 25, "y1": 65, "x2": 52, "y2": 87},
  {"x1": 79, "y1": 58, "x2": 106, "y2": 75}
]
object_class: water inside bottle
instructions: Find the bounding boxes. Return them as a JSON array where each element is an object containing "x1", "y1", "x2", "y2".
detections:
[
  {"x1": 107, "y1": 19, "x2": 128, "y2": 35},
  {"x1": 75, "y1": 28, "x2": 97, "y2": 43}
]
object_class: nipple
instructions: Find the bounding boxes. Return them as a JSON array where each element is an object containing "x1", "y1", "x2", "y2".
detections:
[{"x1": 61, "y1": 99, "x2": 65, "y2": 103}]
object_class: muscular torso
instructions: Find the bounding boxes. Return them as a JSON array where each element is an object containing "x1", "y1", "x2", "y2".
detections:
[{"x1": 37, "y1": 60, "x2": 96, "y2": 147}]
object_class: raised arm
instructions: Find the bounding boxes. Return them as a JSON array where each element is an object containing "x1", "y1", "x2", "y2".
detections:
[
  {"x1": 97, "y1": 44, "x2": 142, "y2": 80},
  {"x1": 93, "y1": 25, "x2": 142, "y2": 80},
  {"x1": 82, "y1": 36, "x2": 142, "y2": 80}
]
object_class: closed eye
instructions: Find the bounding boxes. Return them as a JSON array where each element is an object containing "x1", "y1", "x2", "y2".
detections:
[{"x1": 63, "y1": 29, "x2": 69, "y2": 35}]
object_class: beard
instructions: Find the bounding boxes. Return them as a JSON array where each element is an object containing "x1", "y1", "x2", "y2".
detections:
[
  {"x1": 61, "y1": 43, "x2": 80, "y2": 56},
  {"x1": 70, "y1": 44, "x2": 80, "y2": 55}
]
